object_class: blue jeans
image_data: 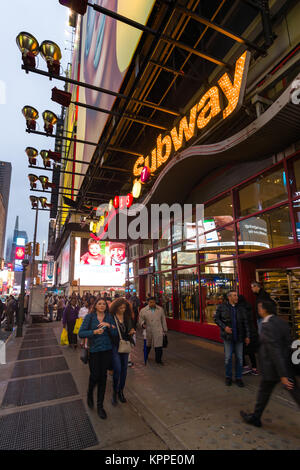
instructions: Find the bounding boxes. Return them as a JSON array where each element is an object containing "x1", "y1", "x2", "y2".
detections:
[
  {"x1": 49, "y1": 306, "x2": 53, "y2": 321},
  {"x1": 224, "y1": 340, "x2": 243, "y2": 379},
  {"x1": 112, "y1": 345, "x2": 129, "y2": 392}
]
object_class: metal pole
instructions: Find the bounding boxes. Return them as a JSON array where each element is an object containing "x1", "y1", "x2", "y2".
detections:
[{"x1": 30, "y1": 204, "x2": 39, "y2": 287}]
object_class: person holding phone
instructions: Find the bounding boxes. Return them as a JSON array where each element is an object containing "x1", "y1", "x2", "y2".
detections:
[{"x1": 78, "y1": 296, "x2": 117, "y2": 420}]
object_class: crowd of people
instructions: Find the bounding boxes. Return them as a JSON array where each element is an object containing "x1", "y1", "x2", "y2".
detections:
[
  {"x1": 0, "y1": 294, "x2": 29, "y2": 331},
  {"x1": 45, "y1": 291, "x2": 168, "y2": 421}
]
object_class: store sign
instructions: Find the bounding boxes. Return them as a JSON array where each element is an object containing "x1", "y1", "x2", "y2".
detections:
[
  {"x1": 133, "y1": 51, "x2": 250, "y2": 177},
  {"x1": 138, "y1": 267, "x2": 154, "y2": 276}
]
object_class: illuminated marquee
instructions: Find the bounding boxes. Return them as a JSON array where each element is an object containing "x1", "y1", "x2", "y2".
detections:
[{"x1": 133, "y1": 51, "x2": 250, "y2": 177}]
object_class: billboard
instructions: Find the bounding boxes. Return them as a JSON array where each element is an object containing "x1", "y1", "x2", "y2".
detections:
[
  {"x1": 61, "y1": 237, "x2": 70, "y2": 285},
  {"x1": 75, "y1": 0, "x2": 156, "y2": 189},
  {"x1": 74, "y1": 237, "x2": 126, "y2": 286}
]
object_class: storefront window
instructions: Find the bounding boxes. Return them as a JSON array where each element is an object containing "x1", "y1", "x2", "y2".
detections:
[
  {"x1": 173, "y1": 268, "x2": 200, "y2": 322},
  {"x1": 293, "y1": 199, "x2": 300, "y2": 241},
  {"x1": 238, "y1": 166, "x2": 288, "y2": 217},
  {"x1": 200, "y1": 260, "x2": 238, "y2": 324},
  {"x1": 238, "y1": 205, "x2": 293, "y2": 252},
  {"x1": 293, "y1": 158, "x2": 300, "y2": 194},
  {"x1": 199, "y1": 225, "x2": 236, "y2": 262},
  {"x1": 158, "y1": 223, "x2": 171, "y2": 250},
  {"x1": 154, "y1": 248, "x2": 172, "y2": 272},
  {"x1": 140, "y1": 241, "x2": 153, "y2": 256},
  {"x1": 204, "y1": 193, "x2": 233, "y2": 220},
  {"x1": 153, "y1": 272, "x2": 173, "y2": 319}
]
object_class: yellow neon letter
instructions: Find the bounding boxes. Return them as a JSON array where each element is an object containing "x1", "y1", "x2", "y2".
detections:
[
  {"x1": 156, "y1": 134, "x2": 172, "y2": 168},
  {"x1": 218, "y1": 51, "x2": 248, "y2": 119},
  {"x1": 197, "y1": 86, "x2": 221, "y2": 129},
  {"x1": 144, "y1": 148, "x2": 157, "y2": 173},
  {"x1": 170, "y1": 104, "x2": 197, "y2": 152},
  {"x1": 133, "y1": 156, "x2": 145, "y2": 177}
]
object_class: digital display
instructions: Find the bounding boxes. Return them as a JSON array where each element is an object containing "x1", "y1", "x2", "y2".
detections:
[
  {"x1": 74, "y1": 237, "x2": 126, "y2": 286},
  {"x1": 16, "y1": 238, "x2": 25, "y2": 246},
  {"x1": 15, "y1": 247, "x2": 25, "y2": 260}
]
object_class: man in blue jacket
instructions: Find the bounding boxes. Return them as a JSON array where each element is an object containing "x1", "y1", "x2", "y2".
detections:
[{"x1": 215, "y1": 291, "x2": 250, "y2": 387}]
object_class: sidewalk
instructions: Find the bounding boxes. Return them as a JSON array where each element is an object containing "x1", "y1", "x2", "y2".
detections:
[{"x1": 0, "y1": 320, "x2": 299, "y2": 450}]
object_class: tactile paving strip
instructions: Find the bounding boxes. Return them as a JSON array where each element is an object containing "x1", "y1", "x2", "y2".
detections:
[
  {"x1": 17, "y1": 346, "x2": 62, "y2": 361},
  {"x1": 20, "y1": 338, "x2": 58, "y2": 349},
  {"x1": 11, "y1": 357, "x2": 68, "y2": 379},
  {"x1": 2, "y1": 373, "x2": 78, "y2": 407},
  {"x1": 0, "y1": 400, "x2": 98, "y2": 449}
]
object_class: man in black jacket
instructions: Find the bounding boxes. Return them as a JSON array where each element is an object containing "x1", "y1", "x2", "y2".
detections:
[
  {"x1": 251, "y1": 281, "x2": 275, "y2": 329},
  {"x1": 215, "y1": 291, "x2": 250, "y2": 387},
  {"x1": 241, "y1": 300, "x2": 300, "y2": 427}
]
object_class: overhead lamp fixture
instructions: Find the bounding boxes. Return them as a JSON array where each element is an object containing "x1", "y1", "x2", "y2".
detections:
[
  {"x1": 39, "y1": 197, "x2": 52, "y2": 209},
  {"x1": 28, "y1": 174, "x2": 39, "y2": 189},
  {"x1": 29, "y1": 195, "x2": 38, "y2": 208},
  {"x1": 42, "y1": 110, "x2": 58, "y2": 135},
  {"x1": 25, "y1": 147, "x2": 38, "y2": 165},
  {"x1": 40, "y1": 150, "x2": 51, "y2": 168},
  {"x1": 22, "y1": 105, "x2": 39, "y2": 131},
  {"x1": 40, "y1": 40, "x2": 62, "y2": 76},
  {"x1": 16, "y1": 32, "x2": 39, "y2": 68},
  {"x1": 51, "y1": 87, "x2": 71, "y2": 107},
  {"x1": 48, "y1": 150, "x2": 61, "y2": 162},
  {"x1": 39, "y1": 175, "x2": 49, "y2": 190},
  {"x1": 59, "y1": 0, "x2": 88, "y2": 15}
]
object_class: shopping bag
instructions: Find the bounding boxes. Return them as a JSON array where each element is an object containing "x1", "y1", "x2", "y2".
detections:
[
  {"x1": 73, "y1": 318, "x2": 83, "y2": 335},
  {"x1": 60, "y1": 328, "x2": 69, "y2": 346}
]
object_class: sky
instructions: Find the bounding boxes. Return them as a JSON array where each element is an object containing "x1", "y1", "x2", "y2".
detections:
[{"x1": 0, "y1": 0, "x2": 72, "y2": 255}]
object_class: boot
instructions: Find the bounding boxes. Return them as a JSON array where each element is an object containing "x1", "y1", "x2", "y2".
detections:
[
  {"x1": 97, "y1": 406, "x2": 107, "y2": 420},
  {"x1": 118, "y1": 390, "x2": 127, "y2": 403},
  {"x1": 112, "y1": 391, "x2": 118, "y2": 406}
]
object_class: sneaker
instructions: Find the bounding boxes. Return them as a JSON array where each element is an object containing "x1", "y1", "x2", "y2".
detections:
[
  {"x1": 251, "y1": 368, "x2": 260, "y2": 376},
  {"x1": 240, "y1": 411, "x2": 262, "y2": 427},
  {"x1": 225, "y1": 377, "x2": 232, "y2": 386},
  {"x1": 236, "y1": 379, "x2": 245, "y2": 387},
  {"x1": 242, "y1": 366, "x2": 252, "y2": 375}
]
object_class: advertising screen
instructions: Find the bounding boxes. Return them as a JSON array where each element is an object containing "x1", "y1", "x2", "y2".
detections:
[
  {"x1": 61, "y1": 238, "x2": 70, "y2": 285},
  {"x1": 15, "y1": 247, "x2": 25, "y2": 260},
  {"x1": 74, "y1": 237, "x2": 126, "y2": 286}
]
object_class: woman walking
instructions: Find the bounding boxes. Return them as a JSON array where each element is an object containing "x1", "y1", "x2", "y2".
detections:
[
  {"x1": 78, "y1": 297, "x2": 116, "y2": 419},
  {"x1": 109, "y1": 298, "x2": 136, "y2": 406},
  {"x1": 62, "y1": 296, "x2": 79, "y2": 349}
]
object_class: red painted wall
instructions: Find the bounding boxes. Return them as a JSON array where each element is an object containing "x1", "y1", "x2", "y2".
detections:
[{"x1": 166, "y1": 318, "x2": 222, "y2": 343}]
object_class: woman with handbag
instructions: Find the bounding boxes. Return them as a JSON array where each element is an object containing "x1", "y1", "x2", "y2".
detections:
[
  {"x1": 109, "y1": 298, "x2": 136, "y2": 406},
  {"x1": 78, "y1": 297, "x2": 116, "y2": 420}
]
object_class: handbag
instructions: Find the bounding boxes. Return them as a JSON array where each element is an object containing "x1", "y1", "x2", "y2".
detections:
[
  {"x1": 73, "y1": 317, "x2": 83, "y2": 335},
  {"x1": 60, "y1": 328, "x2": 69, "y2": 346},
  {"x1": 114, "y1": 316, "x2": 132, "y2": 354},
  {"x1": 163, "y1": 334, "x2": 168, "y2": 348},
  {"x1": 80, "y1": 315, "x2": 92, "y2": 364}
]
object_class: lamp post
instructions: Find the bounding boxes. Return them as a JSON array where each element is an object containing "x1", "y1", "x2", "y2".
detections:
[{"x1": 16, "y1": 259, "x2": 29, "y2": 338}]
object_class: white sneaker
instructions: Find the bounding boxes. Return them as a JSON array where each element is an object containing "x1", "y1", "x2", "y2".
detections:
[{"x1": 242, "y1": 366, "x2": 252, "y2": 375}]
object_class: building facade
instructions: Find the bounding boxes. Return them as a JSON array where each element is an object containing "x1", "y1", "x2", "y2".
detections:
[{"x1": 0, "y1": 161, "x2": 12, "y2": 258}]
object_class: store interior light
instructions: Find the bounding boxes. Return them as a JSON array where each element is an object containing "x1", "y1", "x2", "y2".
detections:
[
  {"x1": 22, "y1": 105, "x2": 39, "y2": 131},
  {"x1": 42, "y1": 110, "x2": 58, "y2": 135},
  {"x1": 16, "y1": 32, "x2": 39, "y2": 68},
  {"x1": 40, "y1": 40, "x2": 62, "y2": 76}
]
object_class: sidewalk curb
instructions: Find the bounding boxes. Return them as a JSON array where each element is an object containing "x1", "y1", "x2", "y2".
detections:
[{"x1": 126, "y1": 386, "x2": 188, "y2": 450}]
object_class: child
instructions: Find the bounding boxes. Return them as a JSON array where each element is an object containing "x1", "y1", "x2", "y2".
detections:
[{"x1": 80, "y1": 239, "x2": 105, "y2": 265}]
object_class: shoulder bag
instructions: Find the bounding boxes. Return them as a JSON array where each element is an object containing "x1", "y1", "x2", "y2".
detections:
[
  {"x1": 114, "y1": 316, "x2": 132, "y2": 354},
  {"x1": 80, "y1": 314, "x2": 93, "y2": 364}
]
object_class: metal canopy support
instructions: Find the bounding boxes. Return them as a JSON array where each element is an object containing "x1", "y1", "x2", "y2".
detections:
[
  {"x1": 26, "y1": 128, "x2": 98, "y2": 147},
  {"x1": 21, "y1": 66, "x2": 180, "y2": 116},
  {"x1": 28, "y1": 165, "x2": 124, "y2": 183},
  {"x1": 148, "y1": 60, "x2": 203, "y2": 81},
  {"x1": 175, "y1": 5, "x2": 266, "y2": 55}
]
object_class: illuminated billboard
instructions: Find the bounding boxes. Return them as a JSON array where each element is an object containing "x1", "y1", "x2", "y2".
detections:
[
  {"x1": 75, "y1": 0, "x2": 156, "y2": 189},
  {"x1": 15, "y1": 247, "x2": 25, "y2": 260},
  {"x1": 74, "y1": 237, "x2": 126, "y2": 286}
]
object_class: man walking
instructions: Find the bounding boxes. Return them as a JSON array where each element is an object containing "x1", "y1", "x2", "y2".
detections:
[
  {"x1": 251, "y1": 281, "x2": 275, "y2": 330},
  {"x1": 48, "y1": 294, "x2": 54, "y2": 322},
  {"x1": 130, "y1": 292, "x2": 141, "y2": 329},
  {"x1": 139, "y1": 297, "x2": 168, "y2": 365},
  {"x1": 215, "y1": 291, "x2": 250, "y2": 387},
  {"x1": 5, "y1": 296, "x2": 17, "y2": 331},
  {"x1": 240, "y1": 300, "x2": 300, "y2": 427}
]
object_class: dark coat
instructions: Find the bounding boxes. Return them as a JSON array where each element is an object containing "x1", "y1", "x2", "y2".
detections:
[
  {"x1": 238, "y1": 300, "x2": 259, "y2": 353},
  {"x1": 215, "y1": 302, "x2": 250, "y2": 342},
  {"x1": 255, "y1": 288, "x2": 275, "y2": 318},
  {"x1": 259, "y1": 315, "x2": 292, "y2": 381}
]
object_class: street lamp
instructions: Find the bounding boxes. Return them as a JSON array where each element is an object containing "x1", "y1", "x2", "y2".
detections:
[
  {"x1": 25, "y1": 147, "x2": 38, "y2": 166},
  {"x1": 40, "y1": 41, "x2": 62, "y2": 76},
  {"x1": 22, "y1": 105, "x2": 39, "y2": 131},
  {"x1": 42, "y1": 110, "x2": 58, "y2": 135},
  {"x1": 16, "y1": 32, "x2": 39, "y2": 68}
]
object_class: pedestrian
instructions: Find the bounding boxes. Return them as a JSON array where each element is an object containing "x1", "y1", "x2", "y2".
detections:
[
  {"x1": 23, "y1": 294, "x2": 29, "y2": 323},
  {"x1": 48, "y1": 294, "x2": 54, "y2": 322},
  {"x1": 78, "y1": 297, "x2": 116, "y2": 420},
  {"x1": 5, "y1": 296, "x2": 16, "y2": 331},
  {"x1": 109, "y1": 298, "x2": 136, "y2": 406},
  {"x1": 215, "y1": 290, "x2": 250, "y2": 387},
  {"x1": 250, "y1": 281, "x2": 276, "y2": 330},
  {"x1": 139, "y1": 297, "x2": 168, "y2": 365},
  {"x1": 240, "y1": 300, "x2": 300, "y2": 427},
  {"x1": 62, "y1": 296, "x2": 79, "y2": 349},
  {"x1": 56, "y1": 296, "x2": 65, "y2": 322},
  {"x1": 238, "y1": 295, "x2": 260, "y2": 376},
  {"x1": 130, "y1": 292, "x2": 141, "y2": 329}
]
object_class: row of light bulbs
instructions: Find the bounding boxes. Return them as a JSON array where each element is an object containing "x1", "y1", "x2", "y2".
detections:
[
  {"x1": 29, "y1": 196, "x2": 51, "y2": 209},
  {"x1": 25, "y1": 147, "x2": 61, "y2": 167},
  {"x1": 22, "y1": 105, "x2": 58, "y2": 135},
  {"x1": 28, "y1": 174, "x2": 54, "y2": 191}
]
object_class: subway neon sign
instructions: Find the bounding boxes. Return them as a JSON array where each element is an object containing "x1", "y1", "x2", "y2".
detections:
[{"x1": 133, "y1": 51, "x2": 250, "y2": 178}]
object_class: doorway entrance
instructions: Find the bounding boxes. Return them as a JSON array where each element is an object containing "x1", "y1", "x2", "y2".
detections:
[{"x1": 256, "y1": 268, "x2": 300, "y2": 339}]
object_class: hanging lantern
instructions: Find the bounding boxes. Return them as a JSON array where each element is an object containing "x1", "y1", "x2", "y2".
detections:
[
  {"x1": 126, "y1": 193, "x2": 133, "y2": 208},
  {"x1": 141, "y1": 166, "x2": 150, "y2": 183},
  {"x1": 113, "y1": 196, "x2": 119, "y2": 209},
  {"x1": 132, "y1": 180, "x2": 142, "y2": 198}
]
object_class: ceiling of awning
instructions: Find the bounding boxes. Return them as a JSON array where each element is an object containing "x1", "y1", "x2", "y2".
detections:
[
  {"x1": 74, "y1": 0, "x2": 274, "y2": 210},
  {"x1": 138, "y1": 75, "x2": 300, "y2": 206}
]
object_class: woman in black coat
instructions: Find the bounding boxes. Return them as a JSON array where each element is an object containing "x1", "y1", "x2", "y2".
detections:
[{"x1": 238, "y1": 295, "x2": 259, "y2": 375}]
